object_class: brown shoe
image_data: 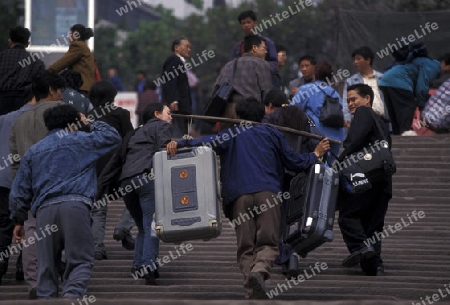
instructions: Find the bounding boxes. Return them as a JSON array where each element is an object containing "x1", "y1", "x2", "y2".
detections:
[{"x1": 248, "y1": 272, "x2": 268, "y2": 300}]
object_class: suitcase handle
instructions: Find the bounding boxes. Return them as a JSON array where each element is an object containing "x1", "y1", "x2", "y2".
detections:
[
  {"x1": 168, "y1": 147, "x2": 196, "y2": 160},
  {"x1": 168, "y1": 147, "x2": 211, "y2": 160}
]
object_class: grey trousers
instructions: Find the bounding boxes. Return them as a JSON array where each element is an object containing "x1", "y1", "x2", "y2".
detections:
[
  {"x1": 36, "y1": 201, "x2": 94, "y2": 299},
  {"x1": 91, "y1": 202, "x2": 107, "y2": 255},
  {"x1": 115, "y1": 208, "x2": 135, "y2": 232},
  {"x1": 23, "y1": 211, "x2": 37, "y2": 291}
]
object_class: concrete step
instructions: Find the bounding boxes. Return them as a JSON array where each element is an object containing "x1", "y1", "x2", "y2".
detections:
[{"x1": 1, "y1": 135, "x2": 450, "y2": 303}]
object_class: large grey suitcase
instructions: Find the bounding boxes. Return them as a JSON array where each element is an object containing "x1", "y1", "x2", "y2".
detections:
[{"x1": 153, "y1": 146, "x2": 221, "y2": 243}]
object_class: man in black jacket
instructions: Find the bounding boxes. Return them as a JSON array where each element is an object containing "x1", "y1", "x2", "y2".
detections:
[
  {"x1": 0, "y1": 26, "x2": 45, "y2": 115},
  {"x1": 160, "y1": 38, "x2": 192, "y2": 137},
  {"x1": 338, "y1": 84, "x2": 393, "y2": 276}
]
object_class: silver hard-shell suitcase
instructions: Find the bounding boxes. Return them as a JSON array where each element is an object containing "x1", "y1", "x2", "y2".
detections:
[{"x1": 153, "y1": 146, "x2": 221, "y2": 243}]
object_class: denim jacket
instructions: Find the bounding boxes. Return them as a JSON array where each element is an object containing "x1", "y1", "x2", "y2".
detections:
[{"x1": 9, "y1": 121, "x2": 120, "y2": 224}]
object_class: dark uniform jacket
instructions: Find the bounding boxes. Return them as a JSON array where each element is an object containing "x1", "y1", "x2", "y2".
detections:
[
  {"x1": 96, "y1": 118, "x2": 172, "y2": 199},
  {"x1": 161, "y1": 54, "x2": 191, "y2": 114},
  {"x1": 339, "y1": 106, "x2": 391, "y2": 160}
]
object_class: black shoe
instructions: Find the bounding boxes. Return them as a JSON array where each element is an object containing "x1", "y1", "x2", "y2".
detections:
[
  {"x1": 113, "y1": 228, "x2": 126, "y2": 241},
  {"x1": 144, "y1": 271, "x2": 157, "y2": 285},
  {"x1": 94, "y1": 251, "x2": 107, "y2": 260},
  {"x1": 342, "y1": 245, "x2": 376, "y2": 267},
  {"x1": 58, "y1": 261, "x2": 66, "y2": 283},
  {"x1": 131, "y1": 265, "x2": 159, "y2": 279},
  {"x1": 0, "y1": 262, "x2": 7, "y2": 284},
  {"x1": 113, "y1": 229, "x2": 135, "y2": 251},
  {"x1": 131, "y1": 265, "x2": 140, "y2": 276},
  {"x1": 248, "y1": 272, "x2": 268, "y2": 300},
  {"x1": 153, "y1": 268, "x2": 160, "y2": 279},
  {"x1": 376, "y1": 265, "x2": 385, "y2": 276},
  {"x1": 131, "y1": 265, "x2": 146, "y2": 279},
  {"x1": 15, "y1": 268, "x2": 24, "y2": 281},
  {"x1": 29, "y1": 288, "x2": 37, "y2": 300}
]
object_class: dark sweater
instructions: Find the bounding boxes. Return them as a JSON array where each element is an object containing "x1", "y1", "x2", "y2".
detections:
[{"x1": 120, "y1": 118, "x2": 172, "y2": 180}]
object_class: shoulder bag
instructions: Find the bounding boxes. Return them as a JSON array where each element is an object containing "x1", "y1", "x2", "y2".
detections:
[
  {"x1": 339, "y1": 111, "x2": 396, "y2": 194},
  {"x1": 203, "y1": 59, "x2": 239, "y2": 117},
  {"x1": 316, "y1": 84, "x2": 344, "y2": 128}
]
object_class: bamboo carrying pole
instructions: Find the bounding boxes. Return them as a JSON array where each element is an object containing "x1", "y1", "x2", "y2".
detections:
[{"x1": 171, "y1": 113, "x2": 342, "y2": 145}]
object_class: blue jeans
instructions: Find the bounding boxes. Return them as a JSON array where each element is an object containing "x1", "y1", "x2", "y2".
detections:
[{"x1": 120, "y1": 175, "x2": 159, "y2": 267}]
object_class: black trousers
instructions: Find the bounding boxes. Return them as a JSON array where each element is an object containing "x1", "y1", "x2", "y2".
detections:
[
  {"x1": 380, "y1": 86, "x2": 416, "y2": 135},
  {"x1": 172, "y1": 116, "x2": 189, "y2": 138},
  {"x1": 0, "y1": 187, "x2": 13, "y2": 269},
  {"x1": 338, "y1": 180, "x2": 392, "y2": 275},
  {"x1": 0, "y1": 91, "x2": 26, "y2": 116}
]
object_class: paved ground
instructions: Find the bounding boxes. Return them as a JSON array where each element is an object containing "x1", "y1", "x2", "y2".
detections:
[{"x1": 0, "y1": 135, "x2": 449, "y2": 304}]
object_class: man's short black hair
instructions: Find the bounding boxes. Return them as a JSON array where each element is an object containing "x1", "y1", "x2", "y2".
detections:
[
  {"x1": 392, "y1": 45, "x2": 410, "y2": 62},
  {"x1": 351, "y1": 46, "x2": 375, "y2": 66},
  {"x1": 32, "y1": 70, "x2": 66, "y2": 101},
  {"x1": 236, "y1": 97, "x2": 265, "y2": 122},
  {"x1": 136, "y1": 70, "x2": 147, "y2": 77},
  {"x1": 171, "y1": 37, "x2": 188, "y2": 52},
  {"x1": 89, "y1": 80, "x2": 118, "y2": 108},
  {"x1": 44, "y1": 104, "x2": 80, "y2": 131},
  {"x1": 60, "y1": 70, "x2": 83, "y2": 91},
  {"x1": 9, "y1": 26, "x2": 30, "y2": 46},
  {"x1": 264, "y1": 89, "x2": 288, "y2": 108},
  {"x1": 237, "y1": 10, "x2": 257, "y2": 23},
  {"x1": 347, "y1": 83, "x2": 374, "y2": 107},
  {"x1": 298, "y1": 55, "x2": 317, "y2": 65},
  {"x1": 244, "y1": 35, "x2": 263, "y2": 53},
  {"x1": 438, "y1": 53, "x2": 450, "y2": 65},
  {"x1": 144, "y1": 79, "x2": 157, "y2": 91},
  {"x1": 276, "y1": 45, "x2": 286, "y2": 53}
]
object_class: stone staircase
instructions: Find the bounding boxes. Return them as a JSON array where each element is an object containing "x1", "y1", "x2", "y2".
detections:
[{"x1": 1, "y1": 135, "x2": 450, "y2": 304}]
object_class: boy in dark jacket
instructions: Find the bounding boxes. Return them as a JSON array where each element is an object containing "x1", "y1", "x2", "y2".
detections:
[{"x1": 88, "y1": 80, "x2": 134, "y2": 259}]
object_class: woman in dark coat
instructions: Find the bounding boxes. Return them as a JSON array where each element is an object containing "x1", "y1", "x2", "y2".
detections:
[
  {"x1": 338, "y1": 83, "x2": 393, "y2": 276},
  {"x1": 118, "y1": 103, "x2": 174, "y2": 285}
]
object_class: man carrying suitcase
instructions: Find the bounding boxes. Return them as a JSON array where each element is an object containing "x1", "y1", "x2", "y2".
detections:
[{"x1": 168, "y1": 97, "x2": 330, "y2": 299}]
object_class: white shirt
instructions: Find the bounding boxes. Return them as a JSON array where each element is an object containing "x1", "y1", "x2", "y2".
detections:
[{"x1": 363, "y1": 75, "x2": 385, "y2": 117}]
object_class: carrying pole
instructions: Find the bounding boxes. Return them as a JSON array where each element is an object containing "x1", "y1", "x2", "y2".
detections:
[{"x1": 171, "y1": 113, "x2": 342, "y2": 145}]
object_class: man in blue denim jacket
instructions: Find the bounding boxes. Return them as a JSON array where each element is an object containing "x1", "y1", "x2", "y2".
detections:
[{"x1": 9, "y1": 105, "x2": 120, "y2": 299}]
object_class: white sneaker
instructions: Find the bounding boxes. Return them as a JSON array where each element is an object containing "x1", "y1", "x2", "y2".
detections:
[{"x1": 401, "y1": 130, "x2": 418, "y2": 136}]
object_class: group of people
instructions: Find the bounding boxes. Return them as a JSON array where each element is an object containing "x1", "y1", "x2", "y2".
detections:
[
  {"x1": 158, "y1": 8, "x2": 450, "y2": 300},
  {"x1": 0, "y1": 7, "x2": 449, "y2": 302},
  {"x1": 0, "y1": 25, "x2": 136, "y2": 300}
]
